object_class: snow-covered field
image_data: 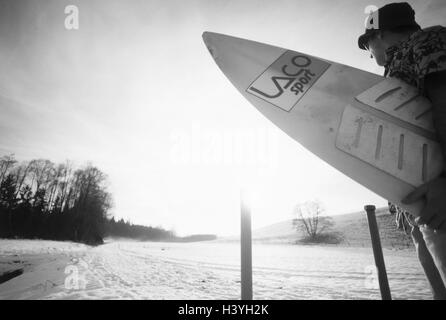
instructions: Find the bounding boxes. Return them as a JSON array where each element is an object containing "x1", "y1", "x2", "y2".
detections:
[{"x1": 0, "y1": 239, "x2": 431, "y2": 300}]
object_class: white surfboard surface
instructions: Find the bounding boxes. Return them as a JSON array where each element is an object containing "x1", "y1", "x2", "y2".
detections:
[{"x1": 202, "y1": 32, "x2": 444, "y2": 217}]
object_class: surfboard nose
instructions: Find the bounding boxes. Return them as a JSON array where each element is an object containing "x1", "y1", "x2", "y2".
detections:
[
  {"x1": 202, "y1": 31, "x2": 219, "y2": 60},
  {"x1": 202, "y1": 31, "x2": 219, "y2": 45},
  {"x1": 201, "y1": 31, "x2": 212, "y2": 43},
  {"x1": 202, "y1": 31, "x2": 247, "y2": 67}
]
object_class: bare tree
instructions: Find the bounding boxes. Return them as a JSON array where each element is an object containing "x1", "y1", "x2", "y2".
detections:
[
  {"x1": 28, "y1": 159, "x2": 54, "y2": 192},
  {"x1": 293, "y1": 201, "x2": 334, "y2": 240},
  {"x1": 50, "y1": 161, "x2": 73, "y2": 213},
  {"x1": 0, "y1": 154, "x2": 17, "y2": 185},
  {"x1": 11, "y1": 161, "x2": 33, "y2": 198},
  {"x1": 46, "y1": 163, "x2": 65, "y2": 212}
]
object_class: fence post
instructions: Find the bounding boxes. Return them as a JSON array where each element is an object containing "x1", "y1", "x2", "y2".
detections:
[
  {"x1": 364, "y1": 205, "x2": 391, "y2": 300},
  {"x1": 241, "y1": 190, "x2": 253, "y2": 300}
]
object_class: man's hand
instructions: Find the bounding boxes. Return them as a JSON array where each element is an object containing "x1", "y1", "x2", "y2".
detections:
[{"x1": 402, "y1": 177, "x2": 446, "y2": 231}]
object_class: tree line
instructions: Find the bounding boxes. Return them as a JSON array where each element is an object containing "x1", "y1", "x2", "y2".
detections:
[
  {"x1": 0, "y1": 154, "x2": 175, "y2": 245},
  {"x1": 107, "y1": 217, "x2": 175, "y2": 241}
]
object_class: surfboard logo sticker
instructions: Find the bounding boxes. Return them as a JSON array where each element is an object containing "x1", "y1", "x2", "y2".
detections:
[{"x1": 246, "y1": 50, "x2": 330, "y2": 112}]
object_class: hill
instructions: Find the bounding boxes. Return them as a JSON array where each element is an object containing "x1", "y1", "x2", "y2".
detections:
[{"x1": 251, "y1": 207, "x2": 413, "y2": 249}]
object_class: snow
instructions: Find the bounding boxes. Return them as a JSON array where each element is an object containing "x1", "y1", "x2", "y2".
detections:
[
  {"x1": 0, "y1": 239, "x2": 89, "y2": 256},
  {"x1": 0, "y1": 239, "x2": 432, "y2": 300}
]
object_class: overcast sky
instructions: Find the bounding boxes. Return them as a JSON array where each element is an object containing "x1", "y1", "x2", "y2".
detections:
[{"x1": 1, "y1": 0, "x2": 445, "y2": 236}]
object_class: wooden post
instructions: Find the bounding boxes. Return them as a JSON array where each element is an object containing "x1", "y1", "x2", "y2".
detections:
[
  {"x1": 364, "y1": 205, "x2": 392, "y2": 300},
  {"x1": 241, "y1": 190, "x2": 253, "y2": 300}
]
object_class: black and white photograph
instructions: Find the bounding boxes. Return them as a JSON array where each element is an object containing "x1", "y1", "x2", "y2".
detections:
[{"x1": 0, "y1": 0, "x2": 446, "y2": 304}]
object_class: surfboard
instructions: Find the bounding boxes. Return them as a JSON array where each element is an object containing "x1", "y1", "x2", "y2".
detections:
[{"x1": 202, "y1": 31, "x2": 444, "y2": 217}]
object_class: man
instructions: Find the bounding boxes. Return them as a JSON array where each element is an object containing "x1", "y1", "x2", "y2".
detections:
[{"x1": 358, "y1": 2, "x2": 446, "y2": 299}]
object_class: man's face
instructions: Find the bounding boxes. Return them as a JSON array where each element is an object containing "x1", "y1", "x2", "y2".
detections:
[{"x1": 367, "y1": 35, "x2": 387, "y2": 66}]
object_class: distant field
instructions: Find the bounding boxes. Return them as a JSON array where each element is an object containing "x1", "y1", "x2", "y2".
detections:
[{"x1": 250, "y1": 207, "x2": 413, "y2": 249}]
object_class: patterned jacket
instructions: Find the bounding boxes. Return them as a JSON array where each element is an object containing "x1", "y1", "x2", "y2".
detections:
[{"x1": 384, "y1": 25, "x2": 446, "y2": 230}]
